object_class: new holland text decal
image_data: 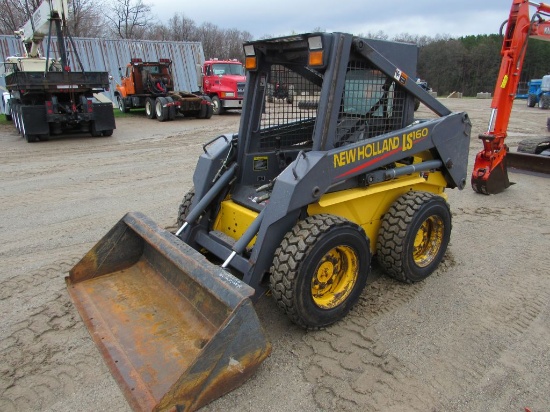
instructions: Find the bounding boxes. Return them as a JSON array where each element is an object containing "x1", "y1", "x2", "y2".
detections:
[{"x1": 334, "y1": 127, "x2": 429, "y2": 179}]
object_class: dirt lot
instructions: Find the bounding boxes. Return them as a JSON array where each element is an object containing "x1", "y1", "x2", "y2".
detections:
[{"x1": 0, "y1": 98, "x2": 549, "y2": 412}]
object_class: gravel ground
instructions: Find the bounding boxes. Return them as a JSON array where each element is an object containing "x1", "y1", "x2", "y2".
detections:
[{"x1": 0, "y1": 98, "x2": 549, "y2": 412}]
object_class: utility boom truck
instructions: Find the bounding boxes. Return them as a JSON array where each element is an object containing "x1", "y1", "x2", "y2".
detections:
[
  {"x1": 3, "y1": 0, "x2": 115, "y2": 142},
  {"x1": 67, "y1": 33, "x2": 471, "y2": 411},
  {"x1": 115, "y1": 58, "x2": 213, "y2": 121},
  {"x1": 202, "y1": 58, "x2": 246, "y2": 114}
]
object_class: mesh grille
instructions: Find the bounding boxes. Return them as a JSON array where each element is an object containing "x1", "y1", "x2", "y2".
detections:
[
  {"x1": 335, "y1": 61, "x2": 405, "y2": 147},
  {"x1": 259, "y1": 65, "x2": 321, "y2": 150},
  {"x1": 257, "y1": 61, "x2": 407, "y2": 151}
]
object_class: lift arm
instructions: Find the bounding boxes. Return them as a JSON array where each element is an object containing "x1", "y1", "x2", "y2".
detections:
[
  {"x1": 15, "y1": 0, "x2": 69, "y2": 62},
  {"x1": 472, "y1": 0, "x2": 550, "y2": 194}
]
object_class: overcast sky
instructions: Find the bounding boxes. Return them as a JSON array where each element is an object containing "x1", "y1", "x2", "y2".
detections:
[{"x1": 149, "y1": 0, "x2": 511, "y2": 40}]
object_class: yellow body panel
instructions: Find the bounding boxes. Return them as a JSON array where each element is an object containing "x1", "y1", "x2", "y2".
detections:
[
  {"x1": 308, "y1": 172, "x2": 448, "y2": 253},
  {"x1": 212, "y1": 170, "x2": 448, "y2": 254},
  {"x1": 212, "y1": 200, "x2": 259, "y2": 247}
]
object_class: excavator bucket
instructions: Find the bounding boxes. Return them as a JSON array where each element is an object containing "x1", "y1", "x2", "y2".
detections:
[
  {"x1": 66, "y1": 212, "x2": 271, "y2": 412},
  {"x1": 472, "y1": 154, "x2": 512, "y2": 195}
]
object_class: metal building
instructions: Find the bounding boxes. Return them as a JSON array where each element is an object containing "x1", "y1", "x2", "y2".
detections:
[{"x1": 0, "y1": 35, "x2": 205, "y2": 105}]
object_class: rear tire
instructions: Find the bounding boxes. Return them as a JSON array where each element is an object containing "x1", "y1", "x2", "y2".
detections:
[
  {"x1": 197, "y1": 96, "x2": 213, "y2": 119},
  {"x1": 540, "y1": 94, "x2": 550, "y2": 109},
  {"x1": 155, "y1": 97, "x2": 169, "y2": 122},
  {"x1": 270, "y1": 214, "x2": 370, "y2": 329},
  {"x1": 145, "y1": 97, "x2": 156, "y2": 119},
  {"x1": 527, "y1": 94, "x2": 537, "y2": 108},
  {"x1": 165, "y1": 97, "x2": 176, "y2": 120},
  {"x1": 20, "y1": 117, "x2": 38, "y2": 142},
  {"x1": 90, "y1": 121, "x2": 102, "y2": 137},
  {"x1": 377, "y1": 191, "x2": 451, "y2": 283}
]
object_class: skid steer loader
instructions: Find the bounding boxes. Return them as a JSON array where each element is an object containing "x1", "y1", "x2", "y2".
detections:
[{"x1": 66, "y1": 32, "x2": 471, "y2": 411}]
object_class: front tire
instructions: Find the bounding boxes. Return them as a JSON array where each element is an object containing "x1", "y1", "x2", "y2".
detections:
[
  {"x1": 211, "y1": 95, "x2": 224, "y2": 115},
  {"x1": 177, "y1": 188, "x2": 195, "y2": 227},
  {"x1": 377, "y1": 191, "x2": 451, "y2": 283},
  {"x1": 117, "y1": 96, "x2": 130, "y2": 113},
  {"x1": 270, "y1": 214, "x2": 370, "y2": 329}
]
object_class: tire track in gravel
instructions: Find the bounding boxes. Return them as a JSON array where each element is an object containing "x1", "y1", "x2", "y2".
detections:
[
  {"x1": 296, "y1": 254, "x2": 456, "y2": 412},
  {"x1": 0, "y1": 258, "x2": 126, "y2": 412},
  {"x1": 295, "y1": 238, "x2": 550, "y2": 412}
]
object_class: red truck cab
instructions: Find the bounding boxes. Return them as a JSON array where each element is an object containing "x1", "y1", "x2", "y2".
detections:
[{"x1": 202, "y1": 59, "x2": 246, "y2": 114}]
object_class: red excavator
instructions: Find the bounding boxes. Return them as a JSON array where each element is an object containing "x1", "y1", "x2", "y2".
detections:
[{"x1": 472, "y1": 0, "x2": 550, "y2": 194}]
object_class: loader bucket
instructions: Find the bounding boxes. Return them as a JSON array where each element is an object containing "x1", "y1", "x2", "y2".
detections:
[{"x1": 66, "y1": 212, "x2": 271, "y2": 412}]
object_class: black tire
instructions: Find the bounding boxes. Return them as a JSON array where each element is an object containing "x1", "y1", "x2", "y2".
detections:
[
  {"x1": 517, "y1": 137, "x2": 550, "y2": 154},
  {"x1": 197, "y1": 96, "x2": 213, "y2": 119},
  {"x1": 145, "y1": 97, "x2": 156, "y2": 119},
  {"x1": 211, "y1": 95, "x2": 224, "y2": 115},
  {"x1": 12, "y1": 103, "x2": 20, "y2": 133},
  {"x1": 102, "y1": 129, "x2": 114, "y2": 137},
  {"x1": 270, "y1": 214, "x2": 370, "y2": 329},
  {"x1": 165, "y1": 97, "x2": 176, "y2": 120},
  {"x1": 20, "y1": 117, "x2": 38, "y2": 142},
  {"x1": 377, "y1": 191, "x2": 451, "y2": 283},
  {"x1": 527, "y1": 94, "x2": 537, "y2": 108},
  {"x1": 90, "y1": 121, "x2": 102, "y2": 137},
  {"x1": 177, "y1": 188, "x2": 195, "y2": 227},
  {"x1": 540, "y1": 94, "x2": 550, "y2": 109},
  {"x1": 414, "y1": 98, "x2": 420, "y2": 111},
  {"x1": 205, "y1": 102, "x2": 213, "y2": 119},
  {"x1": 24, "y1": 131, "x2": 38, "y2": 143},
  {"x1": 117, "y1": 95, "x2": 130, "y2": 113},
  {"x1": 5, "y1": 113, "x2": 12, "y2": 121},
  {"x1": 155, "y1": 97, "x2": 169, "y2": 122}
]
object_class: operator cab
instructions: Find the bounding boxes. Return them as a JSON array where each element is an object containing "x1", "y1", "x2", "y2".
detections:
[{"x1": 235, "y1": 33, "x2": 417, "y2": 191}]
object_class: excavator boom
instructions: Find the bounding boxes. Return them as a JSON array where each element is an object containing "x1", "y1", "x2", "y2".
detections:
[{"x1": 472, "y1": 0, "x2": 550, "y2": 194}]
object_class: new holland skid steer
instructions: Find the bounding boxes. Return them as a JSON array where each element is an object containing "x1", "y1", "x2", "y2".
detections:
[{"x1": 66, "y1": 32, "x2": 471, "y2": 411}]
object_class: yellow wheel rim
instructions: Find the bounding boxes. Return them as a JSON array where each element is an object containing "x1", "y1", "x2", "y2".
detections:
[
  {"x1": 413, "y1": 215, "x2": 444, "y2": 268},
  {"x1": 311, "y1": 245, "x2": 359, "y2": 309}
]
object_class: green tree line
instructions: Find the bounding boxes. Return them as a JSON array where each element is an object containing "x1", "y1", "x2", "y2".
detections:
[
  {"x1": 3, "y1": 0, "x2": 550, "y2": 94},
  {"x1": 415, "y1": 34, "x2": 550, "y2": 97}
]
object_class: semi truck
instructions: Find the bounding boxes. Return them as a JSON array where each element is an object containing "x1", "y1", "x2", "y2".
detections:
[
  {"x1": 115, "y1": 58, "x2": 213, "y2": 121},
  {"x1": 202, "y1": 58, "x2": 246, "y2": 115},
  {"x1": 3, "y1": 0, "x2": 115, "y2": 142}
]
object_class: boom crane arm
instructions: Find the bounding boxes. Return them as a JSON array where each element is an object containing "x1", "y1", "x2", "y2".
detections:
[
  {"x1": 472, "y1": 0, "x2": 550, "y2": 194},
  {"x1": 14, "y1": 0, "x2": 69, "y2": 65}
]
